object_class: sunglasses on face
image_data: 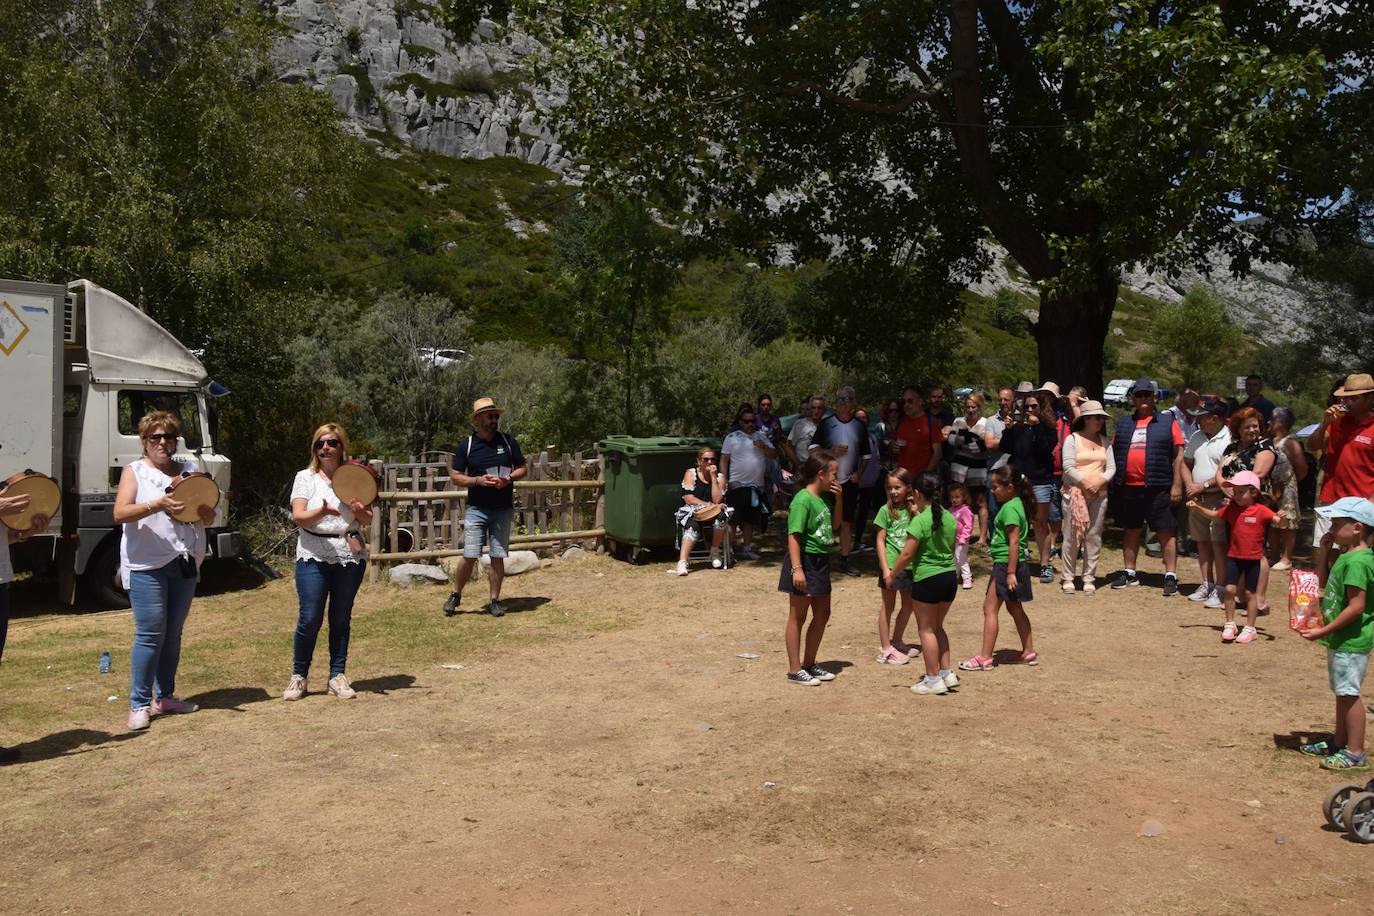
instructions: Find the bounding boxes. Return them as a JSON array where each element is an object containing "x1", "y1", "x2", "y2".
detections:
[
  {"x1": 836, "y1": 396, "x2": 851, "y2": 403},
  {"x1": 144, "y1": 433, "x2": 176, "y2": 443},
  {"x1": 699, "y1": 455, "x2": 715, "y2": 463},
  {"x1": 316, "y1": 438, "x2": 342, "y2": 449}
]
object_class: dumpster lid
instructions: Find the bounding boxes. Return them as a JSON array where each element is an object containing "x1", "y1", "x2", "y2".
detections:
[{"x1": 596, "y1": 436, "x2": 721, "y2": 457}]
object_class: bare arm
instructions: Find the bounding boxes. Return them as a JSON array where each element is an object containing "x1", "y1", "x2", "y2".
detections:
[
  {"x1": 112, "y1": 465, "x2": 176, "y2": 524},
  {"x1": 1303, "y1": 586, "x2": 1367, "y2": 641},
  {"x1": 1285, "y1": 437, "x2": 1308, "y2": 482},
  {"x1": 1252, "y1": 449, "x2": 1275, "y2": 481},
  {"x1": 891, "y1": 532, "x2": 920, "y2": 574}
]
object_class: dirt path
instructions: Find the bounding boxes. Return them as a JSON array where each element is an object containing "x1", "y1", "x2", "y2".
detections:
[{"x1": 2, "y1": 545, "x2": 1371, "y2": 914}]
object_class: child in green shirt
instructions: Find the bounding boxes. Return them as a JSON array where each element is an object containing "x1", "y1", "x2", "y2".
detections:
[
  {"x1": 779, "y1": 451, "x2": 842, "y2": 687},
  {"x1": 874, "y1": 468, "x2": 916, "y2": 666},
  {"x1": 1300, "y1": 497, "x2": 1374, "y2": 771},
  {"x1": 960, "y1": 464, "x2": 1037, "y2": 672}
]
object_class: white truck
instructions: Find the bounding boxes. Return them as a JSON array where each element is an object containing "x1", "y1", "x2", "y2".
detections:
[{"x1": 0, "y1": 279, "x2": 238, "y2": 607}]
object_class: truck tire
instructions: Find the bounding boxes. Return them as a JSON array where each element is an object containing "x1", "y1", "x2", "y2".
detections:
[{"x1": 85, "y1": 540, "x2": 130, "y2": 609}]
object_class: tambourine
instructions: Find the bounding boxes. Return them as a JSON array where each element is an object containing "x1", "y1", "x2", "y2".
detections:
[
  {"x1": 692, "y1": 503, "x2": 724, "y2": 523},
  {"x1": 164, "y1": 471, "x2": 221, "y2": 523},
  {"x1": 332, "y1": 461, "x2": 379, "y2": 508},
  {"x1": 0, "y1": 470, "x2": 60, "y2": 532}
]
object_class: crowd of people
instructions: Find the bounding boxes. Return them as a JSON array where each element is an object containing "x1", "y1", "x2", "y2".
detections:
[{"x1": 673, "y1": 374, "x2": 1374, "y2": 769}]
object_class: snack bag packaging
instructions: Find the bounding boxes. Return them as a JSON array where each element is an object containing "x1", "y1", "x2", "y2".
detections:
[{"x1": 1289, "y1": 568, "x2": 1322, "y2": 632}]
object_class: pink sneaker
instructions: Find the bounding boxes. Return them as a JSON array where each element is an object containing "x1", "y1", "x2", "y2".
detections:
[
  {"x1": 1221, "y1": 622, "x2": 1237, "y2": 643},
  {"x1": 150, "y1": 696, "x2": 199, "y2": 717},
  {"x1": 876, "y1": 646, "x2": 909, "y2": 665},
  {"x1": 128, "y1": 707, "x2": 150, "y2": 731},
  {"x1": 1234, "y1": 626, "x2": 1258, "y2": 645}
]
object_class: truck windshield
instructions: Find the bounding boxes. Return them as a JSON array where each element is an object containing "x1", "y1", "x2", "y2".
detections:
[{"x1": 117, "y1": 390, "x2": 203, "y2": 449}]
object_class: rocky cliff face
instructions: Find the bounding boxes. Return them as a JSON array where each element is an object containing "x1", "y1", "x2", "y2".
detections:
[{"x1": 273, "y1": 1, "x2": 575, "y2": 174}]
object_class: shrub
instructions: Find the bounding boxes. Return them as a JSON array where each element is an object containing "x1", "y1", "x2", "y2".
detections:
[{"x1": 732, "y1": 271, "x2": 788, "y2": 348}]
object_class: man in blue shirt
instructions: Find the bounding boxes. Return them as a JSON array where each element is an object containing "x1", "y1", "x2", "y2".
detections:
[{"x1": 443, "y1": 398, "x2": 528, "y2": 617}]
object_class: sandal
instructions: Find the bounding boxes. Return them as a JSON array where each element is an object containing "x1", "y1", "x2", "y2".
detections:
[
  {"x1": 1299, "y1": 739, "x2": 1335, "y2": 758},
  {"x1": 958, "y1": 655, "x2": 995, "y2": 671},
  {"x1": 1321, "y1": 748, "x2": 1370, "y2": 771},
  {"x1": 1014, "y1": 650, "x2": 1039, "y2": 666}
]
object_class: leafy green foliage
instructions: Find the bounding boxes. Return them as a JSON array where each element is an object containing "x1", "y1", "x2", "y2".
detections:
[
  {"x1": 1145, "y1": 287, "x2": 1245, "y2": 390},
  {"x1": 732, "y1": 271, "x2": 789, "y2": 348},
  {"x1": 989, "y1": 287, "x2": 1030, "y2": 335}
]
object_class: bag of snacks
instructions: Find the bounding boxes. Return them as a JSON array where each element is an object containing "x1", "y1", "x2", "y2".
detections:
[{"x1": 1289, "y1": 568, "x2": 1323, "y2": 632}]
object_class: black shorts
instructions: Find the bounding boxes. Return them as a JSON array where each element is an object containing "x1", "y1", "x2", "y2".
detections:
[
  {"x1": 911, "y1": 570, "x2": 958, "y2": 604},
  {"x1": 726, "y1": 486, "x2": 765, "y2": 527},
  {"x1": 989, "y1": 561, "x2": 1034, "y2": 603},
  {"x1": 839, "y1": 480, "x2": 859, "y2": 523},
  {"x1": 1225, "y1": 557, "x2": 1262, "y2": 592},
  {"x1": 1116, "y1": 485, "x2": 1177, "y2": 532},
  {"x1": 779, "y1": 553, "x2": 832, "y2": 597},
  {"x1": 877, "y1": 569, "x2": 913, "y2": 593}
]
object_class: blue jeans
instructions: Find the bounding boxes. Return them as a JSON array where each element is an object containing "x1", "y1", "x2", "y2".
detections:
[
  {"x1": 128, "y1": 560, "x2": 198, "y2": 710},
  {"x1": 293, "y1": 560, "x2": 365, "y2": 678}
]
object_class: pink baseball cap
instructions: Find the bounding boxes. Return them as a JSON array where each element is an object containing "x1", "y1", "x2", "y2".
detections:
[{"x1": 1229, "y1": 470, "x2": 1262, "y2": 490}]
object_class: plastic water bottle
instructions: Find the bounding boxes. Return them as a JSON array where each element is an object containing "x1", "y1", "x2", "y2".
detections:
[{"x1": 99, "y1": 651, "x2": 111, "y2": 675}]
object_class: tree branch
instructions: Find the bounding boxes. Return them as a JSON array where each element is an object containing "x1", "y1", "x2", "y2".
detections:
[
  {"x1": 976, "y1": 0, "x2": 1052, "y2": 111},
  {"x1": 784, "y1": 80, "x2": 946, "y2": 116},
  {"x1": 947, "y1": 0, "x2": 1054, "y2": 277}
]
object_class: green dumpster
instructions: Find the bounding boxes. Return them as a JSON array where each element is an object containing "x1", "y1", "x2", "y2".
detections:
[{"x1": 597, "y1": 436, "x2": 721, "y2": 559}]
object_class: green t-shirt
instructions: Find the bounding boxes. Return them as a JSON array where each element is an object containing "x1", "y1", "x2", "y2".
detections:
[
  {"x1": 788, "y1": 488, "x2": 835, "y2": 555},
  {"x1": 990, "y1": 496, "x2": 1029, "y2": 565},
  {"x1": 1321, "y1": 548, "x2": 1374, "y2": 654},
  {"x1": 908, "y1": 506, "x2": 957, "y2": 582},
  {"x1": 873, "y1": 503, "x2": 913, "y2": 572}
]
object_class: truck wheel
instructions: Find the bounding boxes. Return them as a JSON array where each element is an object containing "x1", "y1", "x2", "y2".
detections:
[{"x1": 85, "y1": 541, "x2": 130, "y2": 609}]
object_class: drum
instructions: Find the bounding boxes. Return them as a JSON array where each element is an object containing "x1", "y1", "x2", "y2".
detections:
[
  {"x1": 332, "y1": 461, "x2": 379, "y2": 508},
  {"x1": 692, "y1": 503, "x2": 723, "y2": 524},
  {"x1": 164, "y1": 472, "x2": 221, "y2": 523},
  {"x1": 0, "y1": 470, "x2": 61, "y2": 532}
]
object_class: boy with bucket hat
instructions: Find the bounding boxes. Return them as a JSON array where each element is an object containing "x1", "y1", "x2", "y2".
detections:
[
  {"x1": 1297, "y1": 497, "x2": 1374, "y2": 771},
  {"x1": 443, "y1": 398, "x2": 527, "y2": 618},
  {"x1": 1309, "y1": 373, "x2": 1374, "y2": 578}
]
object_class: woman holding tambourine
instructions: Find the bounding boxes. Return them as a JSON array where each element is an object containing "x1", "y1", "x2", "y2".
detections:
[
  {"x1": 112, "y1": 410, "x2": 218, "y2": 732},
  {"x1": 282, "y1": 423, "x2": 374, "y2": 702}
]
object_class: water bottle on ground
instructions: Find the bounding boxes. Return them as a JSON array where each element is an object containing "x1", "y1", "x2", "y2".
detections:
[{"x1": 99, "y1": 651, "x2": 111, "y2": 674}]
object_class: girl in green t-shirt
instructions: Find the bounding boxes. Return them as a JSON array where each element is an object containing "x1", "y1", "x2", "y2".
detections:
[
  {"x1": 890, "y1": 472, "x2": 961, "y2": 694},
  {"x1": 874, "y1": 468, "x2": 916, "y2": 666},
  {"x1": 780, "y1": 451, "x2": 842, "y2": 687},
  {"x1": 960, "y1": 464, "x2": 1038, "y2": 672}
]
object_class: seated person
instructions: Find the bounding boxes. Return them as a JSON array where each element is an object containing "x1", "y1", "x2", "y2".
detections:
[{"x1": 673, "y1": 447, "x2": 728, "y2": 575}]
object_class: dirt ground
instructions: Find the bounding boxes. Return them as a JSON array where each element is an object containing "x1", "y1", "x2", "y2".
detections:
[{"x1": 3, "y1": 538, "x2": 1374, "y2": 915}]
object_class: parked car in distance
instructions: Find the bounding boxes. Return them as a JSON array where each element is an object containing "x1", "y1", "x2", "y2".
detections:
[
  {"x1": 1102, "y1": 378, "x2": 1135, "y2": 406},
  {"x1": 418, "y1": 347, "x2": 470, "y2": 368},
  {"x1": 952, "y1": 386, "x2": 977, "y2": 401}
]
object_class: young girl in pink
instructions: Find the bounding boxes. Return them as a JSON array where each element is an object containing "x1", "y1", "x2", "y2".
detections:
[{"x1": 949, "y1": 483, "x2": 975, "y2": 589}]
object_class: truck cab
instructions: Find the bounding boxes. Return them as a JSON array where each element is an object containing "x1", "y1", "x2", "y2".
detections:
[{"x1": 1, "y1": 279, "x2": 238, "y2": 607}]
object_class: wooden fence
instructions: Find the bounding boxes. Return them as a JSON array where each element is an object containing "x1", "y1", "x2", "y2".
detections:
[{"x1": 365, "y1": 449, "x2": 605, "y2": 582}]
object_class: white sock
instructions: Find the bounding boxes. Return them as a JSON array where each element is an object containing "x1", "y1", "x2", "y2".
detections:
[
  {"x1": 1124, "y1": 568, "x2": 1136, "y2": 576},
  {"x1": 1165, "y1": 572, "x2": 1177, "y2": 580}
]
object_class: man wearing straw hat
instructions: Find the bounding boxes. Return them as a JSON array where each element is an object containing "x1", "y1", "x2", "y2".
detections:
[
  {"x1": 1310, "y1": 373, "x2": 1374, "y2": 578},
  {"x1": 443, "y1": 397, "x2": 528, "y2": 618}
]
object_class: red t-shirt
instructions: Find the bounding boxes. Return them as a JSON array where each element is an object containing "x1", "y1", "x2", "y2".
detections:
[
  {"x1": 1221, "y1": 502, "x2": 1277, "y2": 560},
  {"x1": 1320, "y1": 413, "x2": 1374, "y2": 504},
  {"x1": 1051, "y1": 418, "x2": 1072, "y2": 476},
  {"x1": 1124, "y1": 414, "x2": 1185, "y2": 486},
  {"x1": 895, "y1": 414, "x2": 936, "y2": 477}
]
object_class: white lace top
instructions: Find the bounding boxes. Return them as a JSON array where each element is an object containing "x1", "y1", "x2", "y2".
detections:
[
  {"x1": 120, "y1": 459, "x2": 206, "y2": 587},
  {"x1": 291, "y1": 468, "x2": 365, "y2": 565}
]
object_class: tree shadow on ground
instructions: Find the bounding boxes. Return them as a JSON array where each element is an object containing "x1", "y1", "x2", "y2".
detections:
[
  {"x1": 1, "y1": 728, "x2": 142, "y2": 766},
  {"x1": 184, "y1": 686, "x2": 274, "y2": 712},
  {"x1": 351, "y1": 674, "x2": 419, "y2": 695}
]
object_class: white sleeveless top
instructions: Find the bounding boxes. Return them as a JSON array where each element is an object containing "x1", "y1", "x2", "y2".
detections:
[
  {"x1": 291, "y1": 468, "x2": 365, "y2": 565},
  {"x1": 1, "y1": 522, "x2": 14, "y2": 585},
  {"x1": 120, "y1": 459, "x2": 206, "y2": 586}
]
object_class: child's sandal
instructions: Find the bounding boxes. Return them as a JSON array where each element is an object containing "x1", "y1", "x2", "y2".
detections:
[
  {"x1": 1014, "y1": 651, "x2": 1038, "y2": 666},
  {"x1": 958, "y1": 655, "x2": 994, "y2": 671}
]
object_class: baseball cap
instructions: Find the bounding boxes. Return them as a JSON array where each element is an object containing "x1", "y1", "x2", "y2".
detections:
[
  {"x1": 1187, "y1": 398, "x2": 1228, "y2": 418},
  {"x1": 1131, "y1": 378, "x2": 1158, "y2": 396},
  {"x1": 1316, "y1": 497, "x2": 1374, "y2": 528},
  {"x1": 1229, "y1": 470, "x2": 1262, "y2": 491}
]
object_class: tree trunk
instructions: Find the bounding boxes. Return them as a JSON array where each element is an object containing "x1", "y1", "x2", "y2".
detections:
[{"x1": 1033, "y1": 274, "x2": 1118, "y2": 398}]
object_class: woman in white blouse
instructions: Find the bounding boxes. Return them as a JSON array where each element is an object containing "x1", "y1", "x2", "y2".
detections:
[
  {"x1": 112, "y1": 411, "x2": 216, "y2": 731},
  {"x1": 1059, "y1": 401, "x2": 1116, "y2": 595},
  {"x1": 283, "y1": 423, "x2": 373, "y2": 701}
]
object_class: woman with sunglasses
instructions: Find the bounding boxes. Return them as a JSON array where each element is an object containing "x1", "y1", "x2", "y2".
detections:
[
  {"x1": 112, "y1": 411, "x2": 216, "y2": 731},
  {"x1": 673, "y1": 447, "x2": 728, "y2": 574},
  {"x1": 282, "y1": 424, "x2": 373, "y2": 701}
]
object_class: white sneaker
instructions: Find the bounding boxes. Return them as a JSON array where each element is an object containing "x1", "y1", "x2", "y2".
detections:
[
  {"x1": 675, "y1": 561, "x2": 689, "y2": 576},
  {"x1": 1205, "y1": 590, "x2": 1223, "y2": 609},
  {"x1": 283, "y1": 674, "x2": 307, "y2": 701},
  {"x1": 1187, "y1": 583, "x2": 1212, "y2": 602},
  {"x1": 911, "y1": 676, "x2": 949, "y2": 696},
  {"x1": 127, "y1": 707, "x2": 150, "y2": 731},
  {"x1": 327, "y1": 674, "x2": 357, "y2": 699},
  {"x1": 941, "y1": 670, "x2": 960, "y2": 689},
  {"x1": 709, "y1": 550, "x2": 722, "y2": 569}
]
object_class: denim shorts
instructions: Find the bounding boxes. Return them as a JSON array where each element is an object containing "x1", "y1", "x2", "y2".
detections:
[
  {"x1": 463, "y1": 505, "x2": 512, "y2": 559},
  {"x1": 1031, "y1": 481, "x2": 1063, "y2": 523},
  {"x1": 1328, "y1": 650, "x2": 1370, "y2": 697}
]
